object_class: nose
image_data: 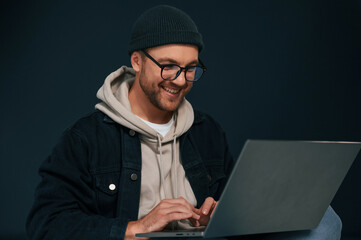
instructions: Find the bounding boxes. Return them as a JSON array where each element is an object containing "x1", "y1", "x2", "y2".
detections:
[{"x1": 172, "y1": 70, "x2": 187, "y2": 86}]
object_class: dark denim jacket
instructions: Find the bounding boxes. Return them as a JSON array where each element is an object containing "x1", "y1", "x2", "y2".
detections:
[{"x1": 26, "y1": 110, "x2": 234, "y2": 240}]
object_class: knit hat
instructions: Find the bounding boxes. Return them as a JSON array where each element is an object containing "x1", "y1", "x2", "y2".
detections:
[{"x1": 128, "y1": 5, "x2": 203, "y2": 55}]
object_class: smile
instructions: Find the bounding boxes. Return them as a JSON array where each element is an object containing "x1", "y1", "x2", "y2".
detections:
[{"x1": 162, "y1": 86, "x2": 180, "y2": 94}]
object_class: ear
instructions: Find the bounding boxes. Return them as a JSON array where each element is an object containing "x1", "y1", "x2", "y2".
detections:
[{"x1": 130, "y1": 51, "x2": 142, "y2": 72}]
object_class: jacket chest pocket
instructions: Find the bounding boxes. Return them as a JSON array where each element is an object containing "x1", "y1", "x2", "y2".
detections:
[{"x1": 94, "y1": 172, "x2": 120, "y2": 217}]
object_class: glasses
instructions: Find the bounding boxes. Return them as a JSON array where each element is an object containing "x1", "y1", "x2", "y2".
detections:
[{"x1": 141, "y1": 50, "x2": 207, "y2": 82}]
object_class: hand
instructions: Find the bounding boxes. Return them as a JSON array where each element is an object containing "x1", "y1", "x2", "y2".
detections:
[
  {"x1": 125, "y1": 197, "x2": 200, "y2": 239},
  {"x1": 193, "y1": 197, "x2": 218, "y2": 226}
]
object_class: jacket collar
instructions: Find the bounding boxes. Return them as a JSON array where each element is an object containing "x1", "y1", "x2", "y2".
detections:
[
  {"x1": 193, "y1": 110, "x2": 204, "y2": 124},
  {"x1": 103, "y1": 114, "x2": 115, "y2": 123}
]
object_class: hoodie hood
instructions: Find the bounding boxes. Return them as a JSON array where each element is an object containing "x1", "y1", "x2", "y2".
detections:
[{"x1": 95, "y1": 66, "x2": 194, "y2": 142}]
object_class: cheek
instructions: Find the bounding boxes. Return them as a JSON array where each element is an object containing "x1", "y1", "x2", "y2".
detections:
[
  {"x1": 140, "y1": 69, "x2": 160, "y2": 87},
  {"x1": 147, "y1": 65, "x2": 162, "y2": 80},
  {"x1": 146, "y1": 69, "x2": 164, "y2": 86},
  {"x1": 185, "y1": 83, "x2": 193, "y2": 92}
]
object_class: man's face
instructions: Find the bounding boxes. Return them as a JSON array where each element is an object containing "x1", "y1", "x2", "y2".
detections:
[{"x1": 138, "y1": 44, "x2": 198, "y2": 112}]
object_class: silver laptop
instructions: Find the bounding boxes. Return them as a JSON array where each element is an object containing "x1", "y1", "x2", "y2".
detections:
[{"x1": 136, "y1": 140, "x2": 361, "y2": 238}]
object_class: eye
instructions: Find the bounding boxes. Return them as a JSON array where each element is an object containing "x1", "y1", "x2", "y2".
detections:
[
  {"x1": 187, "y1": 66, "x2": 197, "y2": 72},
  {"x1": 163, "y1": 65, "x2": 180, "y2": 71}
]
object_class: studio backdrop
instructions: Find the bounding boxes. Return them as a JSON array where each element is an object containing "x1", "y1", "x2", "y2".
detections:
[{"x1": 0, "y1": 0, "x2": 360, "y2": 239}]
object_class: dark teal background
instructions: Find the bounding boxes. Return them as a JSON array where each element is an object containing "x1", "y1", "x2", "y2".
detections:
[{"x1": 1, "y1": 0, "x2": 360, "y2": 239}]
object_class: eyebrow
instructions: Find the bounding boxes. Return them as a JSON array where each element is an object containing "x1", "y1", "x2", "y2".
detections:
[{"x1": 156, "y1": 57, "x2": 199, "y2": 66}]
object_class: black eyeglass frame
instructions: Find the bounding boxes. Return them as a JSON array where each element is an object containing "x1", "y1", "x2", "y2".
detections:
[{"x1": 141, "y1": 50, "x2": 207, "y2": 82}]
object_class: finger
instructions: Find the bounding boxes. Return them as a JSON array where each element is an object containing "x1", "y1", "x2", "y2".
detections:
[
  {"x1": 167, "y1": 212, "x2": 193, "y2": 222},
  {"x1": 141, "y1": 205, "x2": 197, "y2": 233},
  {"x1": 178, "y1": 196, "x2": 196, "y2": 209},
  {"x1": 177, "y1": 197, "x2": 198, "y2": 211},
  {"x1": 158, "y1": 199, "x2": 193, "y2": 213},
  {"x1": 189, "y1": 217, "x2": 196, "y2": 226},
  {"x1": 189, "y1": 217, "x2": 200, "y2": 227},
  {"x1": 193, "y1": 208, "x2": 202, "y2": 215},
  {"x1": 210, "y1": 201, "x2": 218, "y2": 218},
  {"x1": 162, "y1": 197, "x2": 197, "y2": 212},
  {"x1": 161, "y1": 204, "x2": 200, "y2": 220},
  {"x1": 156, "y1": 198, "x2": 201, "y2": 221},
  {"x1": 201, "y1": 197, "x2": 215, "y2": 215}
]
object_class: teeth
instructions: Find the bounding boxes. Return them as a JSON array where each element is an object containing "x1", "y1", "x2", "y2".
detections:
[{"x1": 163, "y1": 86, "x2": 180, "y2": 94}]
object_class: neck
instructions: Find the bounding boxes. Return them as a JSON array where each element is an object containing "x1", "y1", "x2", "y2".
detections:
[{"x1": 128, "y1": 80, "x2": 173, "y2": 124}]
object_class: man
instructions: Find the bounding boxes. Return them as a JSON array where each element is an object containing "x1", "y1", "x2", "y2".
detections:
[{"x1": 26, "y1": 5, "x2": 341, "y2": 240}]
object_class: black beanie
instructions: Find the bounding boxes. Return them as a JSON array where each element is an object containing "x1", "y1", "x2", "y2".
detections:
[{"x1": 128, "y1": 5, "x2": 203, "y2": 55}]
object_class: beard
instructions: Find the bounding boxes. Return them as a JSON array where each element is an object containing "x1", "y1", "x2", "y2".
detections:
[{"x1": 138, "y1": 70, "x2": 191, "y2": 112}]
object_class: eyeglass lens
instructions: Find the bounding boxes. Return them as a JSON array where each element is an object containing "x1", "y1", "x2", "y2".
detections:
[{"x1": 162, "y1": 66, "x2": 204, "y2": 81}]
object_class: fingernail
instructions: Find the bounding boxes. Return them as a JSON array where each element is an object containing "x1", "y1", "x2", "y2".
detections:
[{"x1": 203, "y1": 209, "x2": 207, "y2": 214}]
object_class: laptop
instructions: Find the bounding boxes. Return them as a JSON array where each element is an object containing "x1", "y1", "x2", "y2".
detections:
[{"x1": 136, "y1": 140, "x2": 361, "y2": 238}]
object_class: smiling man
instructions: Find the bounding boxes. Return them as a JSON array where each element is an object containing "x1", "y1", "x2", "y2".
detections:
[
  {"x1": 27, "y1": 5, "x2": 231, "y2": 240},
  {"x1": 26, "y1": 5, "x2": 342, "y2": 240}
]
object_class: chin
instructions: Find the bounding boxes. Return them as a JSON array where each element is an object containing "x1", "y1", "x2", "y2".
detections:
[
  {"x1": 158, "y1": 100, "x2": 183, "y2": 112},
  {"x1": 160, "y1": 105, "x2": 179, "y2": 112}
]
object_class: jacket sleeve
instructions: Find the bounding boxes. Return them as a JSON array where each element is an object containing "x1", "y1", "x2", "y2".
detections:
[
  {"x1": 215, "y1": 121, "x2": 235, "y2": 200},
  {"x1": 26, "y1": 128, "x2": 127, "y2": 240},
  {"x1": 188, "y1": 111, "x2": 236, "y2": 202}
]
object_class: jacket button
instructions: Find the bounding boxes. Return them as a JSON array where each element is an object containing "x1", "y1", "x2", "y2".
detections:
[
  {"x1": 109, "y1": 184, "x2": 116, "y2": 191},
  {"x1": 130, "y1": 173, "x2": 138, "y2": 181},
  {"x1": 129, "y1": 130, "x2": 136, "y2": 136}
]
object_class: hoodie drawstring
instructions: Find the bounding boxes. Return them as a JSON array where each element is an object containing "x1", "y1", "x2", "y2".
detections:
[
  {"x1": 156, "y1": 133, "x2": 179, "y2": 200},
  {"x1": 172, "y1": 134, "x2": 178, "y2": 199},
  {"x1": 156, "y1": 134, "x2": 166, "y2": 200}
]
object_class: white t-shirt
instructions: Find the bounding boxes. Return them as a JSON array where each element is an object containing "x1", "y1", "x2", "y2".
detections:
[{"x1": 137, "y1": 115, "x2": 174, "y2": 137}]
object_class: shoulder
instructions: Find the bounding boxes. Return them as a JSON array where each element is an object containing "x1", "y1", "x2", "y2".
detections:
[
  {"x1": 187, "y1": 109, "x2": 228, "y2": 150},
  {"x1": 191, "y1": 109, "x2": 225, "y2": 134},
  {"x1": 54, "y1": 111, "x2": 124, "y2": 171},
  {"x1": 70, "y1": 110, "x2": 109, "y2": 130},
  {"x1": 68, "y1": 110, "x2": 117, "y2": 134},
  {"x1": 60, "y1": 110, "x2": 121, "y2": 149}
]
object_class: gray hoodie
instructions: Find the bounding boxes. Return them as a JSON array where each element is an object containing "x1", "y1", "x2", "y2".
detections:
[{"x1": 95, "y1": 66, "x2": 197, "y2": 223}]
